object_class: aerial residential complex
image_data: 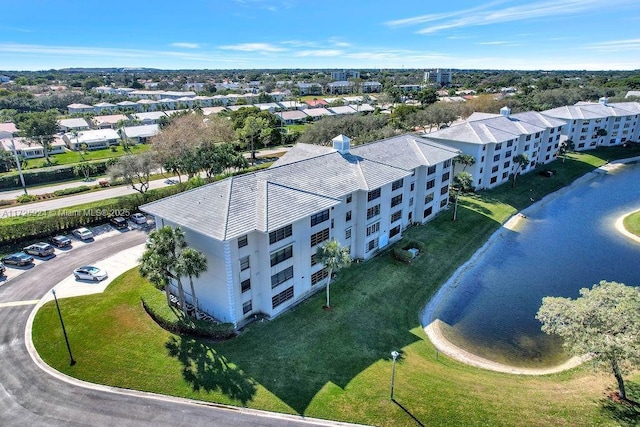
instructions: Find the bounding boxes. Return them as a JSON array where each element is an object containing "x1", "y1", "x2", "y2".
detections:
[
  {"x1": 142, "y1": 134, "x2": 459, "y2": 327},
  {"x1": 541, "y1": 98, "x2": 640, "y2": 151},
  {"x1": 424, "y1": 107, "x2": 567, "y2": 189}
]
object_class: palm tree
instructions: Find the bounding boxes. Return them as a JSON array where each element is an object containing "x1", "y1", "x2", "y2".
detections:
[
  {"x1": 558, "y1": 139, "x2": 575, "y2": 163},
  {"x1": 139, "y1": 226, "x2": 189, "y2": 314},
  {"x1": 178, "y1": 248, "x2": 208, "y2": 315},
  {"x1": 316, "y1": 239, "x2": 351, "y2": 309},
  {"x1": 511, "y1": 154, "x2": 530, "y2": 188},
  {"x1": 451, "y1": 171, "x2": 473, "y2": 221},
  {"x1": 453, "y1": 154, "x2": 476, "y2": 172}
]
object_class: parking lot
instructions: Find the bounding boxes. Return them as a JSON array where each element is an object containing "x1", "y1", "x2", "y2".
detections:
[{"x1": 0, "y1": 214, "x2": 153, "y2": 286}]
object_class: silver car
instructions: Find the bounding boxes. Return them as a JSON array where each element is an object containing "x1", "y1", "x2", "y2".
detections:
[{"x1": 73, "y1": 265, "x2": 108, "y2": 282}]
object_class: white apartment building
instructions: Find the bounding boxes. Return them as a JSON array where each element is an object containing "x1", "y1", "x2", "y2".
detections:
[
  {"x1": 424, "y1": 107, "x2": 566, "y2": 190},
  {"x1": 141, "y1": 134, "x2": 459, "y2": 328},
  {"x1": 424, "y1": 69, "x2": 452, "y2": 86},
  {"x1": 542, "y1": 98, "x2": 640, "y2": 151}
]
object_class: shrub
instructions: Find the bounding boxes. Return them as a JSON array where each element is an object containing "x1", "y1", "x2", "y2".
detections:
[
  {"x1": 393, "y1": 247, "x2": 414, "y2": 265},
  {"x1": 16, "y1": 194, "x2": 37, "y2": 204},
  {"x1": 53, "y1": 185, "x2": 91, "y2": 197},
  {"x1": 141, "y1": 289, "x2": 236, "y2": 340},
  {"x1": 0, "y1": 160, "x2": 110, "y2": 190},
  {"x1": 402, "y1": 239, "x2": 426, "y2": 253}
]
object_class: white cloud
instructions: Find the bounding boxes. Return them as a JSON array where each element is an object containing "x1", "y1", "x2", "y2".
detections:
[
  {"x1": 385, "y1": 0, "x2": 637, "y2": 35},
  {"x1": 584, "y1": 38, "x2": 640, "y2": 52},
  {"x1": 295, "y1": 49, "x2": 343, "y2": 57},
  {"x1": 218, "y1": 43, "x2": 286, "y2": 52},
  {"x1": 171, "y1": 42, "x2": 201, "y2": 49}
]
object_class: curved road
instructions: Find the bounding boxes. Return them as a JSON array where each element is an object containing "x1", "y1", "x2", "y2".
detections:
[{"x1": 0, "y1": 230, "x2": 351, "y2": 426}]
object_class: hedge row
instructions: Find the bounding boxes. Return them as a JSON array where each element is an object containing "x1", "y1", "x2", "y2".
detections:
[
  {"x1": 141, "y1": 288, "x2": 236, "y2": 340},
  {"x1": 53, "y1": 185, "x2": 91, "y2": 197},
  {"x1": 393, "y1": 239, "x2": 428, "y2": 265},
  {"x1": 0, "y1": 160, "x2": 110, "y2": 189},
  {"x1": 0, "y1": 185, "x2": 181, "y2": 245}
]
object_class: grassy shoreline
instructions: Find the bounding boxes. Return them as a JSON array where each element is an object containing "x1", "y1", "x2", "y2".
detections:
[{"x1": 32, "y1": 147, "x2": 640, "y2": 426}]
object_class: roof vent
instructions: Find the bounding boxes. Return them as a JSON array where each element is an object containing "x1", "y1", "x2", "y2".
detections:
[
  {"x1": 500, "y1": 106, "x2": 511, "y2": 116},
  {"x1": 599, "y1": 97, "x2": 608, "y2": 106},
  {"x1": 332, "y1": 134, "x2": 351, "y2": 154}
]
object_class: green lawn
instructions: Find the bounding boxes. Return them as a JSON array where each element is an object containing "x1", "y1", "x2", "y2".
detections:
[
  {"x1": 623, "y1": 211, "x2": 640, "y2": 237},
  {"x1": 32, "y1": 148, "x2": 640, "y2": 426},
  {"x1": 26, "y1": 144, "x2": 151, "y2": 169}
]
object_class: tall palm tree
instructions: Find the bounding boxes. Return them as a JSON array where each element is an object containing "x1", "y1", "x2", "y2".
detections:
[
  {"x1": 511, "y1": 154, "x2": 530, "y2": 188},
  {"x1": 178, "y1": 248, "x2": 208, "y2": 315},
  {"x1": 316, "y1": 239, "x2": 351, "y2": 309},
  {"x1": 139, "y1": 226, "x2": 189, "y2": 314},
  {"x1": 451, "y1": 171, "x2": 473, "y2": 221}
]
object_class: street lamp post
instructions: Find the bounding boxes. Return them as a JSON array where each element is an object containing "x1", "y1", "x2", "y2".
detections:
[
  {"x1": 390, "y1": 350, "x2": 399, "y2": 401},
  {"x1": 51, "y1": 289, "x2": 76, "y2": 366},
  {"x1": 10, "y1": 138, "x2": 27, "y2": 195}
]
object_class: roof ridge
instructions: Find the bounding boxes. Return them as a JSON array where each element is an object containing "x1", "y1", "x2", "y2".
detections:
[{"x1": 222, "y1": 177, "x2": 235, "y2": 240}]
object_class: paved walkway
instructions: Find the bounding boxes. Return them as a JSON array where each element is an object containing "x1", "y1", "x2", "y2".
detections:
[{"x1": 422, "y1": 157, "x2": 640, "y2": 375}]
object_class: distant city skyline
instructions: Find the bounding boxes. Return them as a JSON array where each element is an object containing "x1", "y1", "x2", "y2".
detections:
[{"x1": 1, "y1": 0, "x2": 639, "y2": 71}]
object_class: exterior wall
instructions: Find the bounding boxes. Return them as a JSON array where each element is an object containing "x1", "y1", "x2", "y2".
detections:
[
  {"x1": 149, "y1": 155, "x2": 455, "y2": 327},
  {"x1": 565, "y1": 115, "x2": 639, "y2": 151}
]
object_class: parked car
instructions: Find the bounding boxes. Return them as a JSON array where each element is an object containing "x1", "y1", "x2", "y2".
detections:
[
  {"x1": 0, "y1": 263, "x2": 5, "y2": 276},
  {"x1": 50, "y1": 235, "x2": 72, "y2": 248},
  {"x1": 110, "y1": 216, "x2": 128, "y2": 229},
  {"x1": 130, "y1": 213, "x2": 147, "y2": 225},
  {"x1": 2, "y1": 252, "x2": 34, "y2": 266},
  {"x1": 73, "y1": 265, "x2": 108, "y2": 282},
  {"x1": 72, "y1": 227, "x2": 94, "y2": 240},
  {"x1": 23, "y1": 242, "x2": 55, "y2": 257}
]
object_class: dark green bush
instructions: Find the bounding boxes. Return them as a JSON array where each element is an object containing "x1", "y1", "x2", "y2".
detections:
[
  {"x1": 0, "y1": 160, "x2": 110, "y2": 190},
  {"x1": 53, "y1": 185, "x2": 91, "y2": 197},
  {"x1": 141, "y1": 289, "x2": 236, "y2": 340},
  {"x1": 393, "y1": 247, "x2": 413, "y2": 264}
]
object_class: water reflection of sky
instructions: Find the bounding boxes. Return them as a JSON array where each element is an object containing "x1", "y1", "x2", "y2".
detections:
[{"x1": 433, "y1": 163, "x2": 640, "y2": 367}]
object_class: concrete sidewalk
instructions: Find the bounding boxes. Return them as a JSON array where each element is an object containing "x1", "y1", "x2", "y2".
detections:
[{"x1": 41, "y1": 243, "x2": 146, "y2": 303}]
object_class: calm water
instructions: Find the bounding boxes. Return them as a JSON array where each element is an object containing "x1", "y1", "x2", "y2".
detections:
[{"x1": 432, "y1": 162, "x2": 640, "y2": 368}]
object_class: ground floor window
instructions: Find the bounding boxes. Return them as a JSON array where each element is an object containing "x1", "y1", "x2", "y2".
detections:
[
  {"x1": 389, "y1": 225, "x2": 401, "y2": 238},
  {"x1": 311, "y1": 268, "x2": 328, "y2": 285},
  {"x1": 243, "y1": 300, "x2": 252, "y2": 314},
  {"x1": 272, "y1": 286, "x2": 294, "y2": 309}
]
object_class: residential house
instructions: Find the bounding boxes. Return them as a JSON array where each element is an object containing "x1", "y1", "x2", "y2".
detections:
[
  {"x1": 0, "y1": 122, "x2": 18, "y2": 139},
  {"x1": 327, "y1": 105, "x2": 358, "y2": 115},
  {"x1": 1, "y1": 136, "x2": 65, "y2": 158},
  {"x1": 121, "y1": 124, "x2": 160, "y2": 144},
  {"x1": 93, "y1": 102, "x2": 117, "y2": 114},
  {"x1": 133, "y1": 111, "x2": 169, "y2": 125},
  {"x1": 58, "y1": 118, "x2": 90, "y2": 132},
  {"x1": 67, "y1": 103, "x2": 95, "y2": 115},
  {"x1": 541, "y1": 98, "x2": 640, "y2": 150},
  {"x1": 141, "y1": 134, "x2": 458, "y2": 328},
  {"x1": 116, "y1": 100, "x2": 142, "y2": 113},
  {"x1": 424, "y1": 107, "x2": 566, "y2": 190},
  {"x1": 63, "y1": 129, "x2": 119, "y2": 151},
  {"x1": 302, "y1": 108, "x2": 334, "y2": 120},
  {"x1": 276, "y1": 110, "x2": 308, "y2": 125},
  {"x1": 92, "y1": 114, "x2": 130, "y2": 129}
]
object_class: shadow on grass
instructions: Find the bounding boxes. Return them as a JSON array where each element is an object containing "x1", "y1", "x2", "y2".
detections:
[
  {"x1": 392, "y1": 399, "x2": 425, "y2": 427},
  {"x1": 600, "y1": 381, "x2": 640, "y2": 426},
  {"x1": 165, "y1": 336, "x2": 257, "y2": 405}
]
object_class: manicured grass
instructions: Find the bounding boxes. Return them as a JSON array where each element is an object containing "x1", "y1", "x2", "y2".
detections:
[
  {"x1": 32, "y1": 148, "x2": 640, "y2": 426},
  {"x1": 25, "y1": 144, "x2": 151, "y2": 169},
  {"x1": 285, "y1": 124, "x2": 309, "y2": 134},
  {"x1": 623, "y1": 211, "x2": 640, "y2": 238}
]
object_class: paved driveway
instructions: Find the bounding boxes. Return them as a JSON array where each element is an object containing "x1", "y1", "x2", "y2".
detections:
[{"x1": 0, "y1": 229, "x2": 359, "y2": 427}]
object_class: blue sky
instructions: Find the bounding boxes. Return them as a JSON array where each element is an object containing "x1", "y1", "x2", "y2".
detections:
[{"x1": 1, "y1": 0, "x2": 639, "y2": 71}]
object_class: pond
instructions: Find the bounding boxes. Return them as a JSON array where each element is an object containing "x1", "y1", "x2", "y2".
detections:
[{"x1": 427, "y1": 161, "x2": 640, "y2": 369}]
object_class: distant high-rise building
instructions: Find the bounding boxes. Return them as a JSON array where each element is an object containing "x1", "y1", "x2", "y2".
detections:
[
  {"x1": 331, "y1": 70, "x2": 360, "y2": 81},
  {"x1": 424, "y1": 69, "x2": 452, "y2": 86}
]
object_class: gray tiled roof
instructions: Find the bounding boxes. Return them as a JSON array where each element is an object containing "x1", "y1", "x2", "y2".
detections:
[
  {"x1": 142, "y1": 133, "x2": 458, "y2": 241},
  {"x1": 426, "y1": 113, "x2": 547, "y2": 144},
  {"x1": 542, "y1": 101, "x2": 640, "y2": 120}
]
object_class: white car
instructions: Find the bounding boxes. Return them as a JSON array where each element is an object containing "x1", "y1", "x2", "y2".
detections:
[
  {"x1": 73, "y1": 265, "x2": 108, "y2": 282},
  {"x1": 72, "y1": 227, "x2": 94, "y2": 240},
  {"x1": 130, "y1": 213, "x2": 147, "y2": 225}
]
